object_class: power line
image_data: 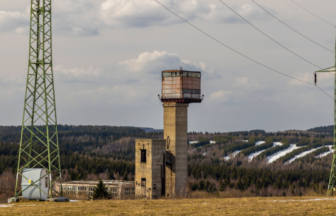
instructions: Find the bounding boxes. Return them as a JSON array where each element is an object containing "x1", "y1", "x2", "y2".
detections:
[
  {"x1": 316, "y1": 85, "x2": 334, "y2": 101},
  {"x1": 218, "y1": 0, "x2": 323, "y2": 69},
  {"x1": 291, "y1": 0, "x2": 336, "y2": 28},
  {"x1": 153, "y1": 0, "x2": 334, "y2": 101},
  {"x1": 252, "y1": 0, "x2": 334, "y2": 53}
]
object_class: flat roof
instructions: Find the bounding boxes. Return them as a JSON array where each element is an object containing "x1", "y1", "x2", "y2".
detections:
[
  {"x1": 162, "y1": 70, "x2": 201, "y2": 73},
  {"x1": 61, "y1": 180, "x2": 135, "y2": 186}
]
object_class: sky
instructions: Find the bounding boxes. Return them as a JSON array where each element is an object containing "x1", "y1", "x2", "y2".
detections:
[{"x1": 0, "y1": 0, "x2": 336, "y2": 132}]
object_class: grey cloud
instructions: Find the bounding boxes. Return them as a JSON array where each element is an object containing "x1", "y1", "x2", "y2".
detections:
[
  {"x1": 100, "y1": 0, "x2": 273, "y2": 28},
  {"x1": 0, "y1": 11, "x2": 29, "y2": 33},
  {"x1": 0, "y1": 1, "x2": 273, "y2": 36},
  {"x1": 55, "y1": 50, "x2": 219, "y2": 84}
]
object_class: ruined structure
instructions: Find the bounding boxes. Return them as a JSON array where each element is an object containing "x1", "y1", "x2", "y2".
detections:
[
  {"x1": 135, "y1": 70, "x2": 203, "y2": 199},
  {"x1": 135, "y1": 139, "x2": 166, "y2": 199}
]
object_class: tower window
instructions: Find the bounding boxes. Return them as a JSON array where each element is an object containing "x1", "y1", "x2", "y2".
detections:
[{"x1": 141, "y1": 150, "x2": 146, "y2": 163}]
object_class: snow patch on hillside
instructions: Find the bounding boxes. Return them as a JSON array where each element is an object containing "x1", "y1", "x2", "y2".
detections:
[
  {"x1": 287, "y1": 146, "x2": 325, "y2": 164},
  {"x1": 248, "y1": 149, "x2": 267, "y2": 161},
  {"x1": 248, "y1": 142, "x2": 283, "y2": 161},
  {"x1": 315, "y1": 146, "x2": 333, "y2": 158},
  {"x1": 255, "y1": 141, "x2": 265, "y2": 146},
  {"x1": 267, "y1": 144, "x2": 300, "y2": 164},
  {"x1": 223, "y1": 150, "x2": 241, "y2": 161},
  {"x1": 273, "y1": 142, "x2": 282, "y2": 146}
]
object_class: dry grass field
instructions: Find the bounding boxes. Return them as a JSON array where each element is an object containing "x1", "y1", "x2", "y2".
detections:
[{"x1": 1, "y1": 196, "x2": 336, "y2": 216}]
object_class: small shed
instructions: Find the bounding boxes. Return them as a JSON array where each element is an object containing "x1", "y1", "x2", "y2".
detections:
[{"x1": 22, "y1": 168, "x2": 50, "y2": 200}]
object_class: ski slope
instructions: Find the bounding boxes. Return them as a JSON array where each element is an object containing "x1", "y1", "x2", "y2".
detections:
[
  {"x1": 248, "y1": 142, "x2": 283, "y2": 161},
  {"x1": 287, "y1": 146, "x2": 325, "y2": 164},
  {"x1": 315, "y1": 146, "x2": 333, "y2": 158},
  {"x1": 216, "y1": 140, "x2": 334, "y2": 163},
  {"x1": 267, "y1": 144, "x2": 301, "y2": 163}
]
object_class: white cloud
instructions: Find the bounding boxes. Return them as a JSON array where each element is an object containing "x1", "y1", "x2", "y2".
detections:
[
  {"x1": 0, "y1": 76, "x2": 24, "y2": 86},
  {"x1": 52, "y1": 50, "x2": 219, "y2": 86},
  {"x1": 68, "y1": 85, "x2": 144, "y2": 105},
  {"x1": 0, "y1": 1, "x2": 272, "y2": 36},
  {"x1": 54, "y1": 66, "x2": 103, "y2": 83},
  {"x1": 100, "y1": 0, "x2": 271, "y2": 29},
  {"x1": 234, "y1": 77, "x2": 261, "y2": 90},
  {"x1": 118, "y1": 50, "x2": 221, "y2": 80},
  {"x1": 209, "y1": 90, "x2": 231, "y2": 102},
  {"x1": 56, "y1": 66, "x2": 101, "y2": 77},
  {"x1": 0, "y1": 11, "x2": 28, "y2": 33},
  {"x1": 119, "y1": 51, "x2": 181, "y2": 72},
  {"x1": 53, "y1": 0, "x2": 100, "y2": 36}
]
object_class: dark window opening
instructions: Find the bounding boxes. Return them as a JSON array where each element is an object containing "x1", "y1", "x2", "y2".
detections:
[
  {"x1": 141, "y1": 149, "x2": 146, "y2": 163},
  {"x1": 182, "y1": 89, "x2": 200, "y2": 94},
  {"x1": 141, "y1": 178, "x2": 146, "y2": 186}
]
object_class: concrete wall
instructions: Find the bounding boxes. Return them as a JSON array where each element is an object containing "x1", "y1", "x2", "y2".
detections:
[
  {"x1": 135, "y1": 139, "x2": 166, "y2": 199},
  {"x1": 163, "y1": 103, "x2": 189, "y2": 197}
]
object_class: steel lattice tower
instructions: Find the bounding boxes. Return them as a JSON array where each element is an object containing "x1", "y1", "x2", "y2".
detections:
[
  {"x1": 315, "y1": 38, "x2": 336, "y2": 196},
  {"x1": 15, "y1": 0, "x2": 63, "y2": 198}
]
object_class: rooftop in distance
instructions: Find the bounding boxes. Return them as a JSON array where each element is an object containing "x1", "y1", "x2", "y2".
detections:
[{"x1": 61, "y1": 180, "x2": 134, "y2": 186}]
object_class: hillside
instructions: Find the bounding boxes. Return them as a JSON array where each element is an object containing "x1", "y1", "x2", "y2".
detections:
[{"x1": 0, "y1": 125, "x2": 335, "y2": 203}]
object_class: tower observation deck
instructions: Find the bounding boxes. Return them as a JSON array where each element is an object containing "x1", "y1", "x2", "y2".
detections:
[{"x1": 161, "y1": 70, "x2": 203, "y2": 103}]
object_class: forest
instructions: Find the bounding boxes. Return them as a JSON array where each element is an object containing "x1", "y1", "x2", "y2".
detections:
[{"x1": 0, "y1": 125, "x2": 334, "y2": 202}]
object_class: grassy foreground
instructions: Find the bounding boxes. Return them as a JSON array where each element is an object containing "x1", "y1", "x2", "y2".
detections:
[{"x1": 1, "y1": 197, "x2": 336, "y2": 216}]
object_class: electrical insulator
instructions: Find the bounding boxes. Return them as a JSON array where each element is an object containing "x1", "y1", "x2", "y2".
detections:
[{"x1": 314, "y1": 73, "x2": 317, "y2": 85}]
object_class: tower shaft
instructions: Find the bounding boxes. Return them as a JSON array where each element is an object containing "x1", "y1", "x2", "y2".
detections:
[
  {"x1": 15, "y1": 0, "x2": 63, "y2": 198},
  {"x1": 164, "y1": 103, "x2": 189, "y2": 197}
]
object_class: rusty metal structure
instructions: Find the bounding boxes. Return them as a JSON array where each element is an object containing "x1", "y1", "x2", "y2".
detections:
[{"x1": 161, "y1": 70, "x2": 202, "y2": 103}]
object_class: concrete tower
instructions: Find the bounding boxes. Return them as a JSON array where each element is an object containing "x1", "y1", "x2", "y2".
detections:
[{"x1": 160, "y1": 70, "x2": 202, "y2": 197}]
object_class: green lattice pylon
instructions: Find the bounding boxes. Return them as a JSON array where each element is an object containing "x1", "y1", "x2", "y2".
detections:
[
  {"x1": 15, "y1": 0, "x2": 63, "y2": 198},
  {"x1": 315, "y1": 37, "x2": 336, "y2": 196}
]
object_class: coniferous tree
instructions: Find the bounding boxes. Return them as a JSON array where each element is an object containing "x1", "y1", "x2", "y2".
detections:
[
  {"x1": 123, "y1": 171, "x2": 128, "y2": 181},
  {"x1": 91, "y1": 179, "x2": 112, "y2": 200}
]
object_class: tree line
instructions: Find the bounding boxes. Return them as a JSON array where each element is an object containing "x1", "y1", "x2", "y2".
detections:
[{"x1": 188, "y1": 164, "x2": 330, "y2": 194}]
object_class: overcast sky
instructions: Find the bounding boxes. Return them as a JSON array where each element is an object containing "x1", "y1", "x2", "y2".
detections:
[{"x1": 1, "y1": 0, "x2": 336, "y2": 132}]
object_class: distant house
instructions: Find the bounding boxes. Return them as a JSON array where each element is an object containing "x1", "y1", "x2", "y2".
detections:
[
  {"x1": 210, "y1": 141, "x2": 216, "y2": 144},
  {"x1": 189, "y1": 141, "x2": 199, "y2": 144}
]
